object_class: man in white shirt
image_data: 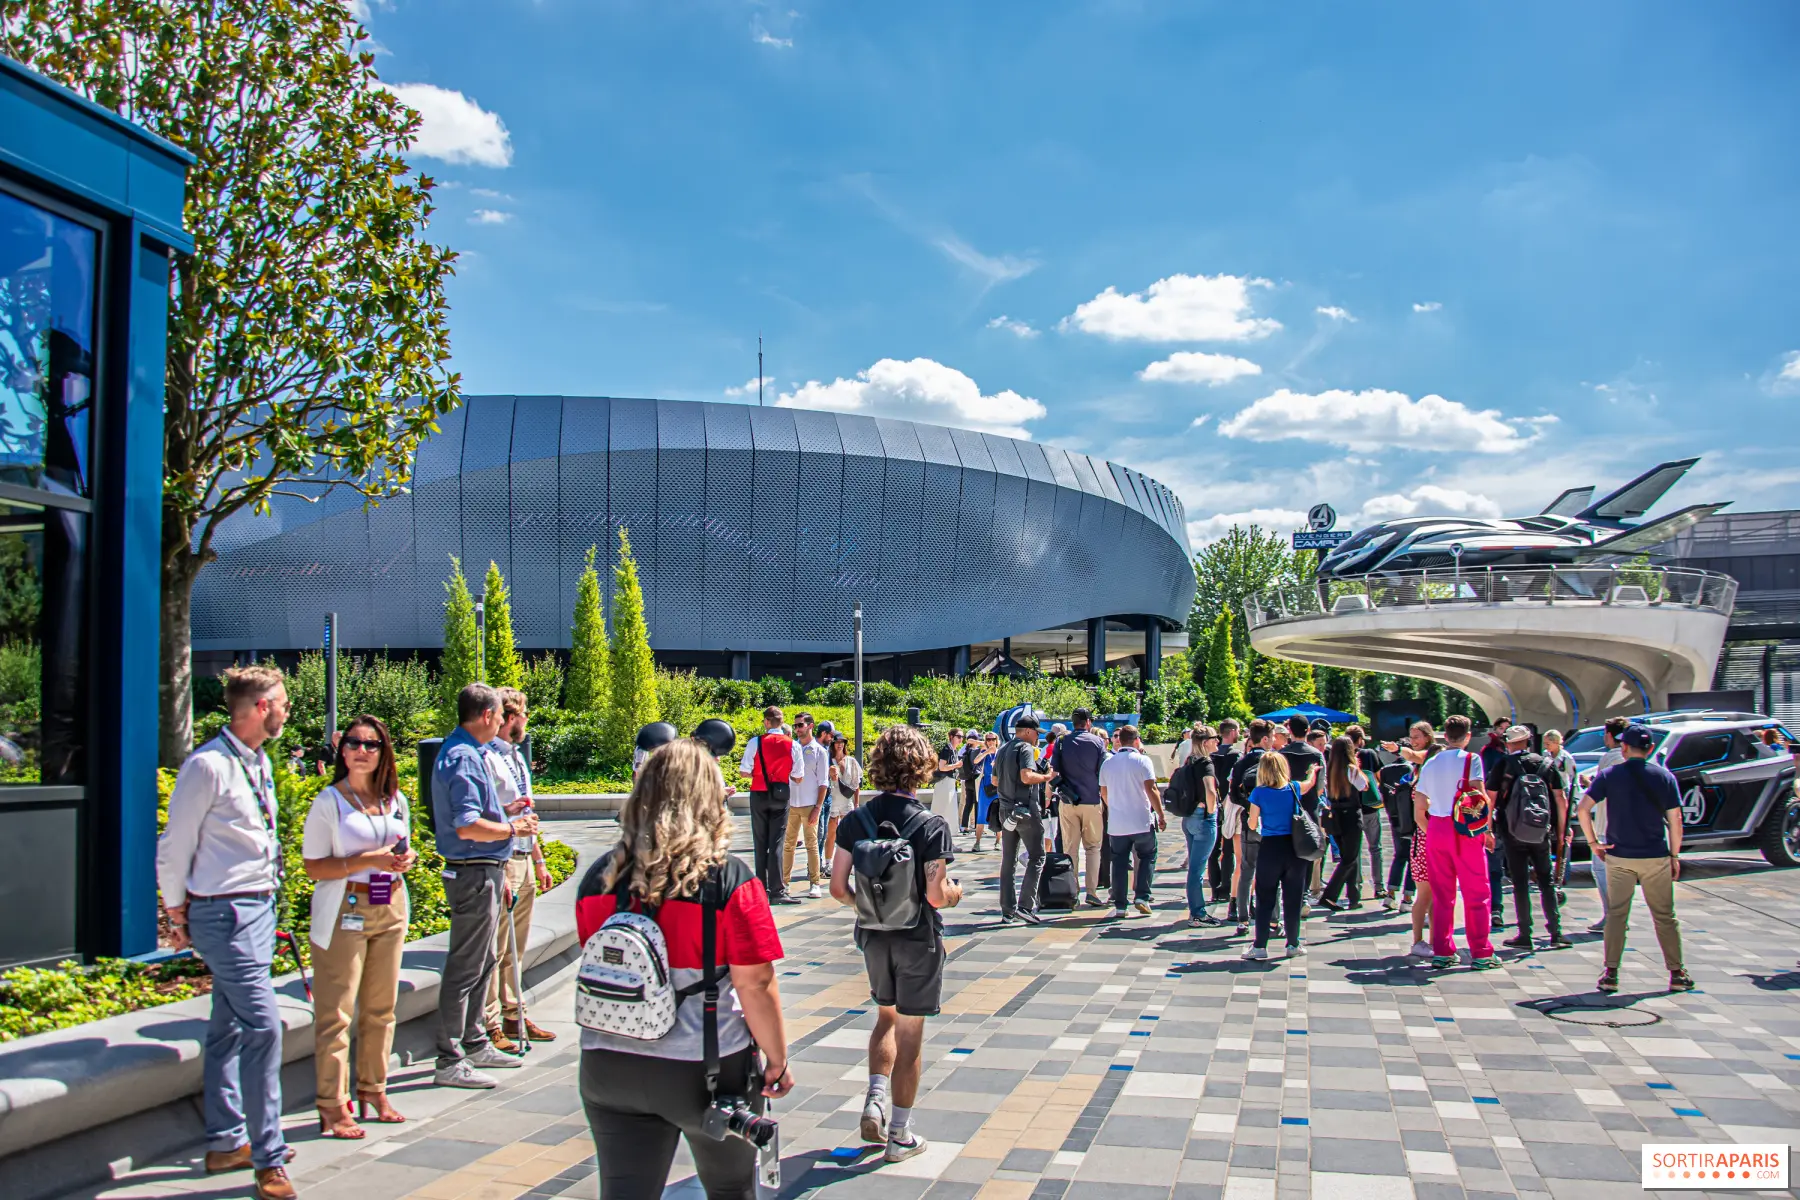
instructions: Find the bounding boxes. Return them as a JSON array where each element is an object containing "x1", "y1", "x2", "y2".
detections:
[
  {"x1": 1575, "y1": 716, "x2": 1628, "y2": 932},
  {"x1": 156, "y1": 666, "x2": 298, "y2": 1200},
  {"x1": 1098, "y1": 725, "x2": 1165, "y2": 919},
  {"x1": 785, "y1": 714, "x2": 830, "y2": 898},
  {"x1": 483, "y1": 687, "x2": 555, "y2": 1050},
  {"x1": 1412, "y1": 714, "x2": 1497, "y2": 969}
]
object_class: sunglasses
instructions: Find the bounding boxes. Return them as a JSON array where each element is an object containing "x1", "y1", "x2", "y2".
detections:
[{"x1": 341, "y1": 736, "x2": 384, "y2": 753}]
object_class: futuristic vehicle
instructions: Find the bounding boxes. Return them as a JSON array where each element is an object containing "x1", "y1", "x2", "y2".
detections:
[
  {"x1": 1564, "y1": 711, "x2": 1800, "y2": 867},
  {"x1": 1318, "y1": 458, "x2": 1726, "y2": 579}
]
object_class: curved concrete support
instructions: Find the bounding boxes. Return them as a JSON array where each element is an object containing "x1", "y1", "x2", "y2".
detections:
[{"x1": 1250, "y1": 602, "x2": 1731, "y2": 730}]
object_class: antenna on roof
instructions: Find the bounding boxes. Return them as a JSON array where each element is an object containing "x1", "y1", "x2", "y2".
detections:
[{"x1": 758, "y1": 334, "x2": 764, "y2": 407}]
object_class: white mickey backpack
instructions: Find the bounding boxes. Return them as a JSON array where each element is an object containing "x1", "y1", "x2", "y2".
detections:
[{"x1": 576, "y1": 865, "x2": 719, "y2": 1041}]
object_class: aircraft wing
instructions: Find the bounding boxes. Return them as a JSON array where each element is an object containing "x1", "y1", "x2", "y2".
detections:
[
  {"x1": 1577, "y1": 458, "x2": 1699, "y2": 521},
  {"x1": 1576, "y1": 503, "x2": 1727, "y2": 558},
  {"x1": 1540, "y1": 486, "x2": 1595, "y2": 516}
]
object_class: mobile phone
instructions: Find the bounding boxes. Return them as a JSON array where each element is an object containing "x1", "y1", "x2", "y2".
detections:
[{"x1": 393, "y1": 837, "x2": 409, "y2": 856}]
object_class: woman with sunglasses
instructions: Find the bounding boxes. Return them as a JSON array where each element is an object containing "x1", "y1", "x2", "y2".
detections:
[
  {"x1": 302, "y1": 715, "x2": 417, "y2": 1138},
  {"x1": 824, "y1": 735, "x2": 861, "y2": 854},
  {"x1": 973, "y1": 731, "x2": 1001, "y2": 852}
]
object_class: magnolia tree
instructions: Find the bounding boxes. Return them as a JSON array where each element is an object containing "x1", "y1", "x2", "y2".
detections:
[{"x1": 2, "y1": 0, "x2": 461, "y2": 764}]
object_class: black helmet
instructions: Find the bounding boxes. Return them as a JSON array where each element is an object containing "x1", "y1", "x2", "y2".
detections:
[
  {"x1": 1308, "y1": 717, "x2": 1332, "y2": 733},
  {"x1": 691, "y1": 718, "x2": 737, "y2": 759},
  {"x1": 636, "y1": 721, "x2": 678, "y2": 754}
]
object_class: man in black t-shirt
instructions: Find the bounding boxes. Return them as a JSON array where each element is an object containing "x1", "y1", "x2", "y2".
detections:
[
  {"x1": 1486, "y1": 725, "x2": 1567, "y2": 947},
  {"x1": 1207, "y1": 719, "x2": 1242, "y2": 902},
  {"x1": 829, "y1": 726, "x2": 962, "y2": 1164},
  {"x1": 992, "y1": 716, "x2": 1057, "y2": 921},
  {"x1": 1227, "y1": 719, "x2": 1274, "y2": 932},
  {"x1": 1279, "y1": 715, "x2": 1325, "y2": 811}
]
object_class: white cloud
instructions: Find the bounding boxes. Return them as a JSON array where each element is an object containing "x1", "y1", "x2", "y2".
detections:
[
  {"x1": 1354, "y1": 485, "x2": 1502, "y2": 523},
  {"x1": 1776, "y1": 351, "x2": 1800, "y2": 391},
  {"x1": 987, "y1": 315, "x2": 1040, "y2": 339},
  {"x1": 1316, "y1": 305, "x2": 1355, "y2": 322},
  {"x1": 470, "y1": 187, "x2": 512, "y2": 200},
  {"x1": 1139, "y1": 351, "x2": 1262, "y2": 386},
  {"x1": 1413, "y1": 301, "x2": 1443, "y2": 313},
  {"x1": 469, "y1": 209, "x2": 511, "y2": 225},
  {"x1": 1218, "y1": 388, "x2": 1552, "y2": 454},
  {"x1": 383, "y1": 82, "x2": 512, "y2": 168},
  {"x1": 724, "y1": 377, "x2": 778, "y2": 397},
  {"x1": 1189, "y1": 414, "x2": 1212, "y2": 429},
  {"x1": 776, "y1": 358, "x2": 1045, "y2": 438},
  {"x1": 752, "y1": 21, "x2": 793, "y2": 47},
  {"x1": 1188, "y1": 507, "x2": 1307, "y2": 546},
  {"x1": 937, "y1": 235, "x2": 1037, "y2": 285},
  {"x1": 1065, "y1": 273, "x2": 1280, "y2": 342}
]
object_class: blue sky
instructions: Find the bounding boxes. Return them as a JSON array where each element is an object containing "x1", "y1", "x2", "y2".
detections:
[{"x1": 361, "y1": 0, "x2": 1800, "y2": 544}]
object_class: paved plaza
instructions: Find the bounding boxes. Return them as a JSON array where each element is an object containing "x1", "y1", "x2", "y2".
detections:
[{"x1": 78, "y1": 817, "x2": 1800, "y2": 1200}]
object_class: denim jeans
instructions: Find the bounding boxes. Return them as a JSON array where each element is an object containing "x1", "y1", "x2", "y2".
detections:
[
  {"x1": 1182, "y1": 809, "x2": 1218, "y2": 917},
  {"x1": 1108, "y1": 831, "x2": 1157, "y2": 908},
  {"x1": 187, "y1": 894, "x2": 288, "y2": 1169}
]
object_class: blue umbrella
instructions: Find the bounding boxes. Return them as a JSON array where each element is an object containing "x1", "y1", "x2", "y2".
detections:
[{"x1": 1258, "y1": 701, "x2": 1359, "y2": 724}]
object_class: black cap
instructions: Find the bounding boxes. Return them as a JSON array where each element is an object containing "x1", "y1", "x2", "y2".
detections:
[
  {"x1": 691, "y1": 718, "x2": 737, "y2": 758},
  {"x1": 1014, "y1": 714, "x2": 1041, "y2": 730},
  {"x1": 635, "y1": 722, "x2": 678, "y2": 754},
  {"x1": 1072, "y1": 707, "x2": 1092, "y2": 724},
  {"x1": 1620, "y1": 725, "x2": 1656, "y2": 752}
]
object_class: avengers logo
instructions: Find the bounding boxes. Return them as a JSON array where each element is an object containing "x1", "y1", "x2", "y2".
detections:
[{"x1": 1680, "y1": 785, "x2": 1708, "y2": 826}]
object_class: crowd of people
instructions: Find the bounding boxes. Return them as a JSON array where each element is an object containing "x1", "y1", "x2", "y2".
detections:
[{"x1": 157, "y1": 668, "x2": 1704, "y2": 1200}]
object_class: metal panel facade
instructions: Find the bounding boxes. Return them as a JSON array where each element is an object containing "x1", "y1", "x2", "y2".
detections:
[{"x1": 194, "y1": 397, "x2": 1196, "y2": 655}]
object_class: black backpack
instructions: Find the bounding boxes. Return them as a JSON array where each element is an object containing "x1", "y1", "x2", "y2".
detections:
[
  {"x1": 1506, "y1": 762, "x2": 1553, "y2": 845},
  {"x1": 850, "y1": 806, "x2": 931, "y2": 931},
  {"x1": 1163, "y1": 757, "x2": 1200, "y2": 818}
]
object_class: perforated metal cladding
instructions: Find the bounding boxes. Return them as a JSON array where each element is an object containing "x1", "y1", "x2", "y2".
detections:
[
  {"x1": 655, "y1": 400, "x2": 706, "y2": 647},
  {"x1": 833, "y1": 413, "x2": 885, "y2": 627},
  {"x1": 746, "y1": 406, "x2": 800, "y2": 644},
  {"x1": 607, "y1": 399, "x2": 658, "y2": 628},
  {"x1": 191, "y1": 396, "x2": 1195, "y2": 654},
  {"x1": 509, "y1": 397, "x2": 563, "y2": 645},
  {"x1": 703, "y1": 404, "x2": 755, "y2": 645},
  {"x1": 790, "y1": 409, "x2": 845, "y2": 647},
  {"x1": 460, "y1": 396, "x2": 516, "y2": 595},
  {"x1": 558, "y1": 398, "x2": 611, "y2": 631}
]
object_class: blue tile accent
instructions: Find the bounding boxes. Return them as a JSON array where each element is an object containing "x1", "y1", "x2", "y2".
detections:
[
  {"x1": 1281, "y1": 1117, "x2": 1309, "y2": 1126},
  {"x1": 1673, "y1": 1108, "x2": 1704, "y2": 1117},
  {"x1": 1287, "y1": 1029, "x2": 1307, "y2": 1035},
  {"x1": 1108, "y1": 1064, "x2": 1134, "y2": 1071},
  {"x1": 1129, "y1": 1031, "x2": 1150, "y2": 1037},
  {"x1": 1473, "y1": 1097, "x2": 1499, "y2": 1105},
  {"x1": 1647, "y1": 1082, "x2": 1675, "y2": 1090},
  {"x1": 1434, "y1": 1016, "x2": 1454, "y2": 1022}
]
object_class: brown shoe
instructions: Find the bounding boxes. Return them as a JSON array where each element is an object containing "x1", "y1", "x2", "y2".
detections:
[
  {"x1": 205, "y1": 1144, "x2": 296, "y2": 1174},
  {"x1": 485, "y1": 1023, "x2": 519, "y2": 1054},
  {"x1": 504, "y1": 1016, "x2": 558, "y2": 1043},
  {"x1": 254, "y1": 1166, "x2": 298, "y2": 1200}
]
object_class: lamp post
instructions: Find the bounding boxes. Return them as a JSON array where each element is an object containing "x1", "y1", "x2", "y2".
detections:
[
  {"x1": 324, "y1": 611, "x2": 338, "y2": 742},
  {"x1": 475, "y1": 599, "x2": 486, "y2": 681},
  {"x1": 853, "y1": 600, "x2": 864, "y2": 758},
  {"x1": 1451, "y1": 542, "x2": 1465, "y2": 600}
]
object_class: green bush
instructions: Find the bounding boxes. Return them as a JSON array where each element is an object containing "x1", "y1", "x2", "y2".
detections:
[
  {"x1": 0, "y1": 957, "x2": 208, "y2": 1043},
  {"x1": 756, "y1": 676, "x2": 794, "y2": 709},
  {"x1": 864, "y1": 680, "x2": 904, "y2": 714},
  {"x1": 707, "y1": 679, "x2": 759, "y2": 712},
  {"x1": 655, "y1": 667, "x2": 706, "y2": 732},
  {"x1": 522, "y1": 653, "x2": 565, "y2": 713},
  {"x1": 812, "y1": 680, "x2": 858, "y2": 707},
  {"x1": 539, "y1": 720, "x2": 614, "y2": 775}
]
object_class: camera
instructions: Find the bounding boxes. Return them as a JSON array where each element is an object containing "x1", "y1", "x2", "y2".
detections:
[{"x1": 700, "y1": 1092, "x2": 778, "y2": 1150}]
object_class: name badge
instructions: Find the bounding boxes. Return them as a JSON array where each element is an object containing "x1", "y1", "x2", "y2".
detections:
[{"x1": 340, "y1": 912, "x2": 366, "y2": 933}]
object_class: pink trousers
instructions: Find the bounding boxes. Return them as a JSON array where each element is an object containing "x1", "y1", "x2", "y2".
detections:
[{"x1": 1426, "y1": 815, "x2": 1493, "y2": 959}]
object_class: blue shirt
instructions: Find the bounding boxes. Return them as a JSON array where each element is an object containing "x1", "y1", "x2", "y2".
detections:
[
  {"x1": 1250, "y1": 784, "x2": 1302, "y2": 836},
  {"x1": 1585, "y1": 757, "x2": 1681, "y2": 859},
  {"x1": 432, "y1": 726, "x2": 507, "y2": 861},
  {"x1": 1051, "y1": 729, "x2": 1109, "y2": 805}
]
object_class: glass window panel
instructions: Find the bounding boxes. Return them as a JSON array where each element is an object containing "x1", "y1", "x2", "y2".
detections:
[
  {"x1": 0, "y1": 190, "x2": 99, "y2": 496},
  {"x1": 0, "y1": 496, "x2": 87, "y2": 785}
]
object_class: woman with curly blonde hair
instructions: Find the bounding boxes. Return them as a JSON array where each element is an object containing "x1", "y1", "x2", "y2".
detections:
[{"x1": 574, "y1": 738, "x2": 793, "y2": 1199}]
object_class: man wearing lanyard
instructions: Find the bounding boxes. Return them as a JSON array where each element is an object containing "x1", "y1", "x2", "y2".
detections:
[
  {"x1": 432, "y1": 683, "x2": 540, "y2": 1089},
  {"x1": 156, "y1": 666, "x2": 299, "y2": 1200},
  {"x1": 483, "y1": 687, "x2": 555, "y2": 1050}
]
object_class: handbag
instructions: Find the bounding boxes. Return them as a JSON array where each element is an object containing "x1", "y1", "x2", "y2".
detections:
[
  {"x1": 755, "y1": 735, "x2": 790, "y2": 804},
  {"x1": 1289, "y1": 783, "x2": 1327, "y2": 861}
]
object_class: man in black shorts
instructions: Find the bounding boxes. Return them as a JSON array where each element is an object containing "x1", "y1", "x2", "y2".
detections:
[{"x1": 830, "y1": 725, "x2": 962, "y2": 1165}]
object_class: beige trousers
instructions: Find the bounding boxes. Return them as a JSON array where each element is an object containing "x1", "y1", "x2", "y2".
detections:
[
  {"x1": 1603, "y1": 855, "x2": 1684, "y2": 972},
  {"x1": 486, "y1": 856, "x2": 537, "y2": 1025},
  {"x1": 311, "y1": 885, "x2": 407, "y2": 1103},
  {"x1": 784, "y1": 806, "x2": 821, "y2": 886},
  {"x1": 1060, "y1": 802, "x2": 1106, "y2": 896}
]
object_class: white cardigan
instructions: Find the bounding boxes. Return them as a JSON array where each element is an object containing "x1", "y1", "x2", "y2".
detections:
[{"x1": 303, "y1": 785, "x2": 411, "y2": 951}]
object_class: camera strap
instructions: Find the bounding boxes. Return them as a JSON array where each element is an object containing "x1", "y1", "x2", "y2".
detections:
[{"x1": 699, "y1": 867, "x2": 721, "y2": 1099}]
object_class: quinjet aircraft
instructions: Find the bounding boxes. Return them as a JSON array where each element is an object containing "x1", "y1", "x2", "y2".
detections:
[{"x1": 1317, "y1": 458, "x2": 1726, "y2": 579}]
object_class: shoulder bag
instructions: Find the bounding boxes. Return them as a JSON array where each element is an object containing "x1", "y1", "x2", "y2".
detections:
[
  {"x1": 755, "y1": 736, "x2": 790, "y2": 804},
  {"x1": 1290, "y1": 782, "x2": 1327, "y2": 861}
]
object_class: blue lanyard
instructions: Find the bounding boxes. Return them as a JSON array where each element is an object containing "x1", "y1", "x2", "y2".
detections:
[{"x1": 220, "y1": 736, "x2": 282, "y2": 879}]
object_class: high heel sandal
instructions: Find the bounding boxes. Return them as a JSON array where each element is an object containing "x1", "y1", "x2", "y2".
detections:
[
  {"x1": 317, "y1": 1101, "x2": 366, "y2": 1139},
  {"x1": 356, "y1": 1090, "x2": 407, "y2": 1124}
]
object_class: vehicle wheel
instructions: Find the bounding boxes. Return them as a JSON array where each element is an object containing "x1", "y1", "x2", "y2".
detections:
[{"x1": 1757, "y1": 793, "x2": 1800, "y2": 868}]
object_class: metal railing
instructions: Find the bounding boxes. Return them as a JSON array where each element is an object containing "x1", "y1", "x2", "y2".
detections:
[{"x1": 1243, "y1": 565, "x2": 1739, "y2": 631}]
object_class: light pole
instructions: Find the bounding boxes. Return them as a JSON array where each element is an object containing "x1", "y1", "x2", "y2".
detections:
[
  {"x1": 1451, "y1": 542, "x2": 1465, "y2": 600},
  {"x1": 853, "y1": 600, "x2": 864, "y2": 758},
  {"x1": 324, "y1": 611, "x2": 338, "y2": 741},
  {"x1": 475, "y1": 598, "x2": 486, "y2": 680}
]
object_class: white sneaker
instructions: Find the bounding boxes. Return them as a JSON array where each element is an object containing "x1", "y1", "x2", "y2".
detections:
[
  {"x1": 1285, "y1": 942, "x2": 1306, "y2": 958},
  {"x1": 1242, "y1": 945, "x2": 1269, "y2": 960},
  {"x1": 1408, "y1": 940, "x2": 1432, "y2": 958},
  {"x1": 807, "y1": 884, "x2": 823, "y2": 899},
  {"x1": 860, "y1": 1093, "x2": 889, "y2": 1144},
  {"x1": 467, "y1": 1044, "x2": 524, "y2": 1069},
  {"x1": 885, "y1": 1130, "x2": 929, "y2": 1163},
  {"x1": 434, "y1": 1059, "x2": 498, "y2": 1089},
  {"x1": 1381, "y1": 894, "x2": 1397, "y2": 911}
]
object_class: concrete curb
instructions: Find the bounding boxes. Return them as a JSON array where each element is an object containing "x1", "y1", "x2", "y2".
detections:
[{"x1": 0, "y1": 838, "x2": 602, "y2": 1168}]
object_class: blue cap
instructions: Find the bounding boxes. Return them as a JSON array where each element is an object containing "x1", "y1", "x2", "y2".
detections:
[{"x1": 1621, "y1": 725, "x2": 1657, "y2": 751}]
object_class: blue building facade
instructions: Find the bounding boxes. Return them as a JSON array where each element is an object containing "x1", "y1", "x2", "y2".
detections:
[
  {"x1": 193, "y1": 396, "x2": 1195, "y2": 674},
  {"x1": 0, "y1": 56, "x2": 191, "y2": 965}
]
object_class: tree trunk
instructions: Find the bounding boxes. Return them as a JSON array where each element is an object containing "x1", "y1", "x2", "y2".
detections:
[{"x1": 159, "y1": 550, "x2": 203, "y2": 768}]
